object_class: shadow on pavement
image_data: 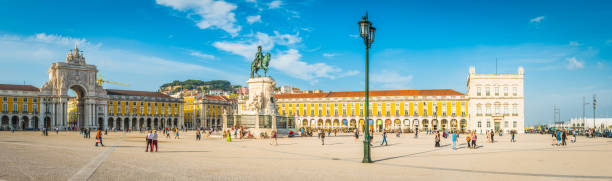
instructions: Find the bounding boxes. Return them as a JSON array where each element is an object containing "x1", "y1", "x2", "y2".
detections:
[{"x1": 158, "y1": 150, "x2": 209, "y2": 153}]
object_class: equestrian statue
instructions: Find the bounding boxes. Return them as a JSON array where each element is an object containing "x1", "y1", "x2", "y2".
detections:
[{"x1": 250, "y1": 45, "x2": 271, "y2": 78}]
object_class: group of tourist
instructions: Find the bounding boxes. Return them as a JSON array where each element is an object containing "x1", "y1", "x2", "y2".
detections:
[
  {"x1": 466, "y1": 131, "x2": 478, "y2": 149},
  {"x1": 81, "y1": 128, "x2": 91, "y2": 139},
  {"x1": 552, "y1": 129, "x2": 575, "y2": 147},
  {"x1": 145, "y1": 130, "x2": 159, "y2": 152}
]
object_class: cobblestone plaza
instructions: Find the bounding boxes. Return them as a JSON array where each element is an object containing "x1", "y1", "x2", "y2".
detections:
[{"x1": 1, "y1": 132, "x2": 611, "y2": 180}]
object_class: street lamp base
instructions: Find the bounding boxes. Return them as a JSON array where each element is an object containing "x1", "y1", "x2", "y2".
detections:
[{"x1": 362, "y1": 140, "x2": 372, "y2": 163}]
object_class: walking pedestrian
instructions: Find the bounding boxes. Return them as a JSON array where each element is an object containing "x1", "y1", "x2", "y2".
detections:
[
  {"x1": 434, "y1": 131, "x2": 441, "y2": 147},
  {"x1": 175, "y1": 129, "x2": 180, "y2": 139},
  {"x1": 320, "y1": 130, "x2": 326, "y2": 145},
  {"x1": 556, "y1": 130, "x2": 562, "y2": 146},
  {"x1": 466, "y1": 133, "x2": 471, "y2": 148},
  {"x1": 562, "y1": 130, "x2": 567, "y2": 146},
  {"x1": 270, "y1": 129, "x2": 277, "y2": 145},
  {"x1": 572, "y1": 130, "x2": 577, "y2": 143},
  {"x1": 145, "y1": 130, "x2": 153, "y2": 152},
  {"x1": 452, "y1": 131, "x2": 457, "y2": 150},
  {"x1": 152, "y1": 130, "x2": 158, "y2": 152},
  {"x1": 511, "y1": 130, "x2": 516, "y2": 142},
  {"x1": 552, "y1": 130, "x2": 557, "y2": 146},
  {"x1": 490, "y1": 129, "x2": 495, "y2": 143},
  {"x1": 95, "y1": 129, "x2": 105, "y2": 147},
  {"x1": 354, "y1": 129, "x2": 359, "y2": 142},
  {"x1": 196, "y1": 129, "x2": 201, "y2": 141},
  {"x1": 415, "y1": 129, "x2": 419, "y2": 138},
  {"x1": 226, "y1": 130, "x2": 232, "y2": 142},
  {"x1": 381, "y1": 131, "x2": 388, "y2": 146},
  {"x1": 471, "y1": 132, "x2": 477, "y2": 149}
]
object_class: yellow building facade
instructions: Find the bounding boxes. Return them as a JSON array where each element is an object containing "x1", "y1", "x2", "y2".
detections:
[
  {"x1": 105, "y1": 89, "x2": 183, "y2": 130},
  {"x1": 0, "y1": 84, "x2": 42, "y2": 130},
  {"x1": 183, "y1": 94, "x2": 236, "y2": 130},
  {"x1": 275, "y1": 89, "x2": 469, "y2": 132}
]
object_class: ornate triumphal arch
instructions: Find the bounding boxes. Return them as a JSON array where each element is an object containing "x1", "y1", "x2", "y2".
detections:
[{"x1": 38, "y1": 45, "x2": 108, "y2": 129}]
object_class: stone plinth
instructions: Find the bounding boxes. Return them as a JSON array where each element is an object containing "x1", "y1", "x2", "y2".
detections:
[
  {"x1": 236, "y1": 77, "x2": 280, "y2": 138},
  {"x1": 244, "y1": 77, "x2": 276, "y2": 115}
]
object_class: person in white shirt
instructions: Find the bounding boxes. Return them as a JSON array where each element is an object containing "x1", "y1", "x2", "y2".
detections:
[
  {"x1": 145, "y1": 131, "x2": 153, "y2": 152},
  {"x1": 152, "y1": 130, "x2": 159, "y2": 152}
]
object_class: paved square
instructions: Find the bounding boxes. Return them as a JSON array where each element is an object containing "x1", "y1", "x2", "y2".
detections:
[{"x1": 1, "y1": 131, "x2": 611, "y2": 181}]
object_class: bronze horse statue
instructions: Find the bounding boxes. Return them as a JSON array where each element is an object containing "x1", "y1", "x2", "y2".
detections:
[{"x1": 250, "y1": 46, "x2": 271, "y2": 78}]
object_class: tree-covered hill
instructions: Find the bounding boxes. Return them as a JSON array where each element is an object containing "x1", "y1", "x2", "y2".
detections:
[{"x1": 160, "y1": 80, "x2": 236, "y2": 92}]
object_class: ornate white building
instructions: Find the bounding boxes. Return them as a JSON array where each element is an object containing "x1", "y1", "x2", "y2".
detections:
[{"x1": 467, "y1": 66, "x2": 525, "y2": 133}]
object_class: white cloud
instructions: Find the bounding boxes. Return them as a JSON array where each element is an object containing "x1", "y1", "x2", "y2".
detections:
[
  {"x1": 272, "y1": 49, "x2": 355, "y2": 81},
  {"x1": 569, "y1": 41, "x2": 580, "y2": 46},
  {"x1": 213, "y1": 32, "x2": 275, "y2": 58},
  {"x1": 213, "y1": 31, "x2": 299, "y2": 59},
  {"x1": 268, "y1": 0, "x2": 282, "y2": 9},
  {"x1": 530, "y1": 16, "x2": 545, "y2": 23},
  {"x1": 349, "y1": 34, "x2": 360, "y2": 39},
  {"x1": 245, "y1": 0, "x2": 256, "y2": 2},
  {"x1": 246, "y1": 15, "x2": 261, "y2": 24},
  {"x1": 566, "y1": 57, "x2": 584, "y2": 69},
  {"x1": 0, "y1": 33, "x2": 240, "y2": 89},
  {"x1": 213, "y1": 29, "x2": 352, "y2": 82},
  {"x1": 272, "y1": 31, "x2": 301, "y2": 45},
  {"x1": 371, "y1": 70, "x2": 413, "y2": 89},
  {"x1": 156, "y1": 0, "x2": 241, "y2": 36},
  {"x1": 190, "y1": 50, "x2": 215, "y2": 60},
  {"x1": 322, "y1": 53, "x2": 337, "y2": 58}
]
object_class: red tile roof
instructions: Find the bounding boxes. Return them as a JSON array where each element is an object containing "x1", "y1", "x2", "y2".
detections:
[
  {"x1": 0, "y1": 84, "x2": 40, "y2": 92},
  {"x1": 106, "y1": 89, "x2": 171, "y2": 98},
  {"x1": 275, "y1": 89, "x2": 464, "y2": 99}
]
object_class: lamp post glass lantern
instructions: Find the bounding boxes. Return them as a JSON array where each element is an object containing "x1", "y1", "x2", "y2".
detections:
[{"x1": 358, "y1": 12, "x2": 375, "y2": 163}]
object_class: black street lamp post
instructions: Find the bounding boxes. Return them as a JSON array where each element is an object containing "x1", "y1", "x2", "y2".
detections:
[{"x1": 358, "y1": 12, "x2": 375, "y2": 163}]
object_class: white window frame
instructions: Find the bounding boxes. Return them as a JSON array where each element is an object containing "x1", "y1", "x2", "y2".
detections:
[{"x1": 504, "y1": 87, "x2": 508, "y2": 96}]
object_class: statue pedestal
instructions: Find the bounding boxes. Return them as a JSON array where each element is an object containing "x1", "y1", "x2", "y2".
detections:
[
  {"x1": 237, "y1": 77, "x2": 281, "y2": 138},
  {"x1": 245, "y1": 77, "x2": 276, "y2": 115}
]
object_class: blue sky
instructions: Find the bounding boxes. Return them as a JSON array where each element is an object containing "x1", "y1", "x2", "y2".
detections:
[{"x1": 0, "y1": 0, "x2": 611, "y2": 125}]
